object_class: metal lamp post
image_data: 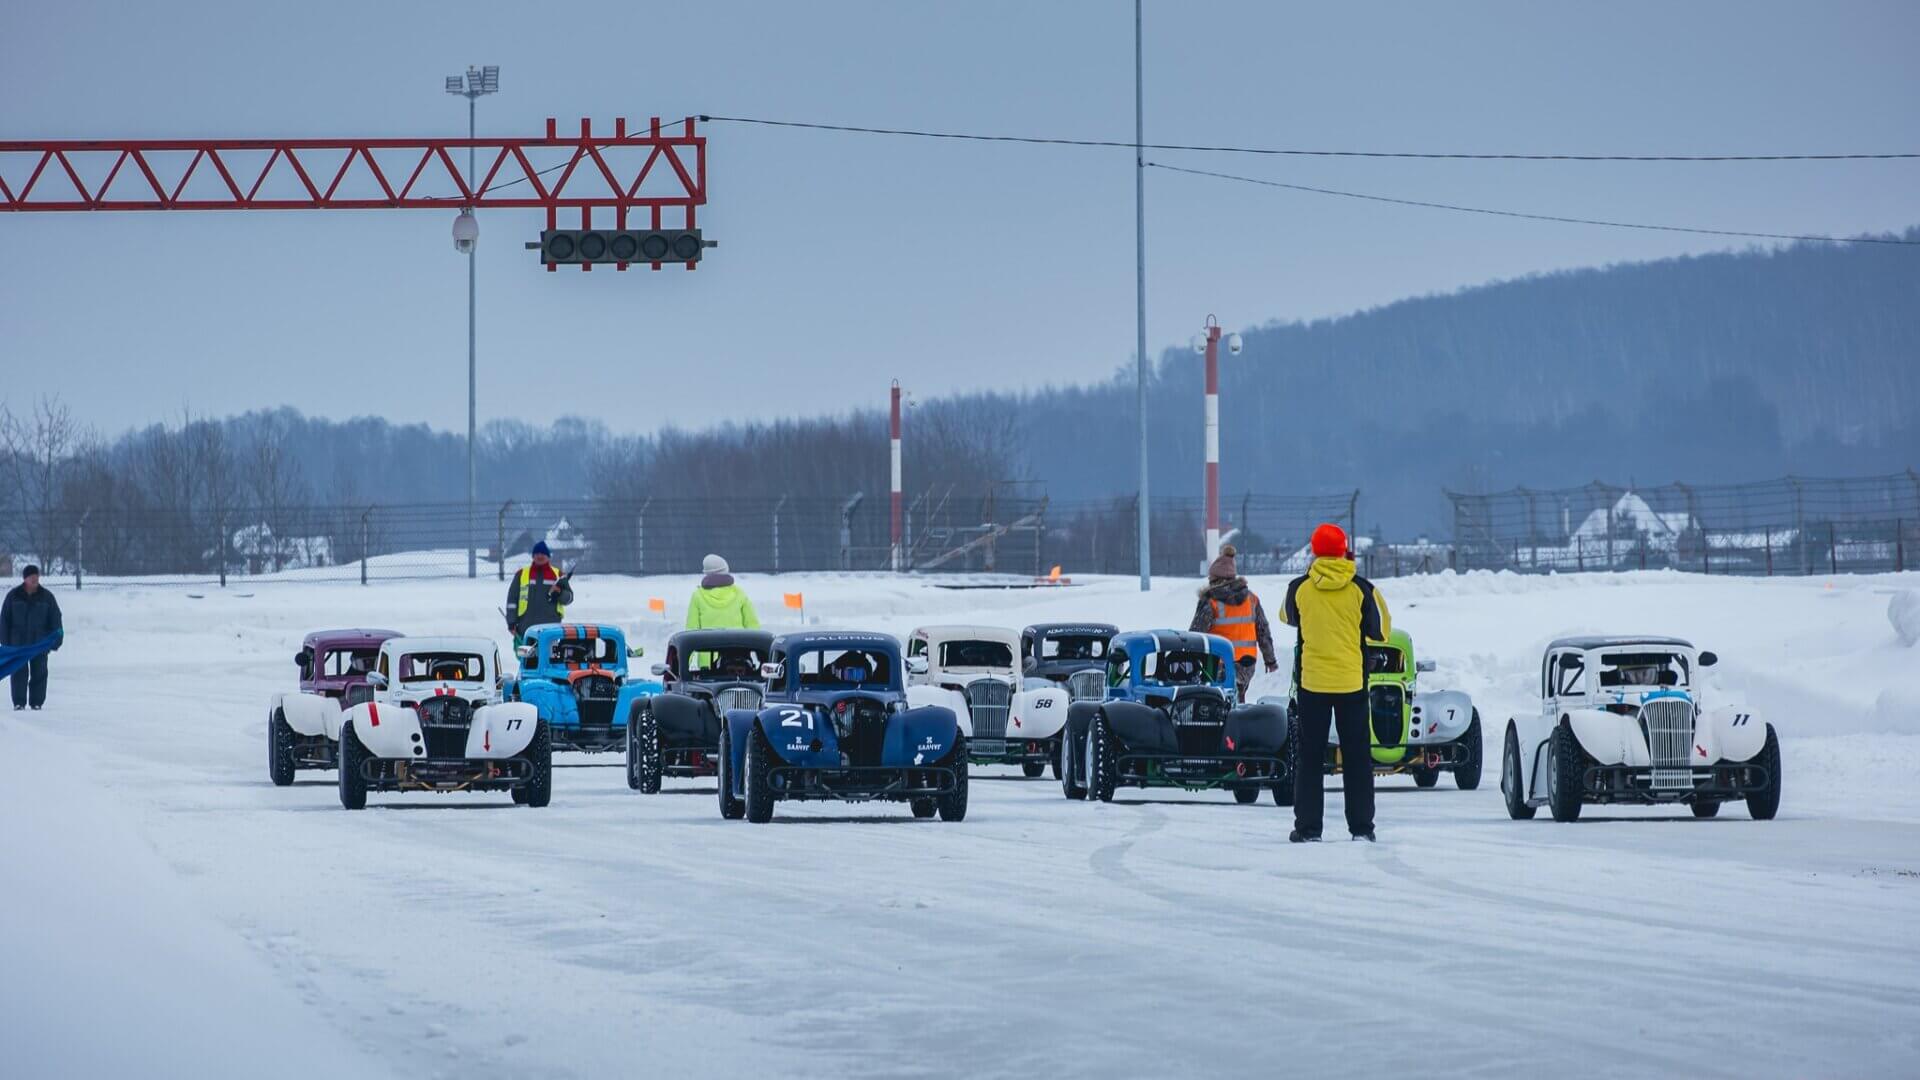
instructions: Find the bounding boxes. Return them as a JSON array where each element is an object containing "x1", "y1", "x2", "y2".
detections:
[
  {"x1": 446, "y1": 63, "x2": 498, "y2": 580},
  {"x1": 1132, "y1": 0, "x2": 1150, "y2": 592},
  {"x1": 1190, "y1": 317, "x2": 1242, "y2": 565}
]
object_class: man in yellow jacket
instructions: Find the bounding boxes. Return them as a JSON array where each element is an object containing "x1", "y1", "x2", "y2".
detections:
[
  {"x1": 1279, "y1": 523, "x2": 1391, "y2": 843},
  {"x1": 686, "y1": 554, "x2": 760, "y2": 630}
]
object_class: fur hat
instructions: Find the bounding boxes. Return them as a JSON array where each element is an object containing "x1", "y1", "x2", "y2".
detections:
[
  {"x1": 702, "y1": 553, "x2": 730, "y2": 575},
  {"x1": 1206, "y1": 544, "x2": 1238, "y2": 582}
]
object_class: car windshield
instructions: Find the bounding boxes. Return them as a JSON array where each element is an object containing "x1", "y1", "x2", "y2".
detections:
[
  {"x1": 321, "y1": 647, "x2": 381, "y2": 678},
  {"x1": 1599, "y1": 652, "x2": 1689, "y2": 688},
  {"x1": 1364, "y1": 646, "x2": 1404, "y2": 674},
  {"x1": 684, "y1": 646, "x2": 765, "y2": 682},
  {"x1": 397, "y1": 652, "x2": 485, "y2": 683},
  {"x1": 796, "y1": 648, "x2": 894, "y2": 688},
  {"x1": 1142, "y1": 649, "x2": 1222, "y2": 686},
  {"x1": 940, "y1": 639, "x2": 1012, "y2": 669},
  {"x1": 1041, "y1": 635, "x2": 1107, "y2": 661},
  {"x1": 550, "y1": 636, "x2": 618, "y2": 667}
]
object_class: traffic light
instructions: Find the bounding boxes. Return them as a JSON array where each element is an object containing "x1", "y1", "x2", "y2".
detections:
[{"x1": 538, "y1": 228, "x2": 706, "y2": 267}]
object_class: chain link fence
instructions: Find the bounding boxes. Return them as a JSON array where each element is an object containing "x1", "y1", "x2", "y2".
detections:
[{"x1": 1449, "y1": 471, "x2": 1920, "y2": 575}]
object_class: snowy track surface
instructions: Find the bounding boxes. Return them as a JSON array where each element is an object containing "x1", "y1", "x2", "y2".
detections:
[{"x1": 5, "y1": 570, "x2": 1919, "y2": 1078}]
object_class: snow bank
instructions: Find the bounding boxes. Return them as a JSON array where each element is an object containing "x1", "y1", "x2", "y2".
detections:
[{"x1": 1891, "y1": 589, "x2": 1920, "y2": 647}]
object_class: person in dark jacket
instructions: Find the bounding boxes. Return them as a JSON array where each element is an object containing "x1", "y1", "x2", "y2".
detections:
[
  {"x1": 1188, "y1": 544, "x2": 1278, "y2": 700},
  {"x1": 2, "y1": 565, "x2": 64, "y2": 710},
  {"x1": 506, "y1": 541, "x2": 573, "y2": 641}
]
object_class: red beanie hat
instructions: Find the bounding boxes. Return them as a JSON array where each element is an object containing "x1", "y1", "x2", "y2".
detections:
[{"x1": 1310, "y1": 523, "x2": 1348, "y2": 558}]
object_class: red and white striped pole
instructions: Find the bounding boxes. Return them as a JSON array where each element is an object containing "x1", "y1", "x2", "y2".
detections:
[
  {"x1": 890, "y1": 380, "x2": 904, "y2": 572},
  {"x1": 1202, "y1": 319, "x2": 1222, "y2": 562}
]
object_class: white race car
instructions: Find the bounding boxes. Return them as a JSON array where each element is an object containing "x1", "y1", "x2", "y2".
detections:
[
  {"x1": 1501, "y1": 636, "x2": 1781, "y2": 822},
  {"x1": 905, "y1": 624, "x2": 1069, "y2": 776},
  {"x1": 334, "y1": 636, "x2": 549, "y2": 809}
]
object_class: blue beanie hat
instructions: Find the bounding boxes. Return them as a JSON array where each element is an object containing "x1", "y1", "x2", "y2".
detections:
[{"x1": 531, "y1": 540, "x2": 551, "y2": 557}]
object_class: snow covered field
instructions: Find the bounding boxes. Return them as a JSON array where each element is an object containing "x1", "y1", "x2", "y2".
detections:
[{"x1": 5, "y1": 568, "x2": 1919, "y2": 1078}]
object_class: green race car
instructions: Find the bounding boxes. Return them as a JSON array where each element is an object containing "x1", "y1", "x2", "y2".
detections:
[{"x1": 1276, "y1": 629, "x2": 1483, "y2": 789}]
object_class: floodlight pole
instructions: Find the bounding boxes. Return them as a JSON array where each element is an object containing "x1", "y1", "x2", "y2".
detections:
[
  {"x1": 1202, "y1": 318, "x2": 1221, "y2": 562},
  {"x1": 466, "y1": 91, "x2": 478, "y2": 581},
  {"x1": 1133, "y1": 0, "x2": 1151, "y2": 592}
]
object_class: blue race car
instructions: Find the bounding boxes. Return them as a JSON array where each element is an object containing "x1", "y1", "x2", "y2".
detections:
[
  {"x1": 1058, "y1": 630, "x2": 1291, "y2": 805},
  {"x1": 718, "y1": 631, "x2": 968, "y2": 824},
  {"x1": 503, "y1": 623, "x2": 661, "y2": 754}
]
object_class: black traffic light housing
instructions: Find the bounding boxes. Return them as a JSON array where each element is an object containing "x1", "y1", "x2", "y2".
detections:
[{"x1": 537, "y1": 228, "x2": 707, "y2": 268}]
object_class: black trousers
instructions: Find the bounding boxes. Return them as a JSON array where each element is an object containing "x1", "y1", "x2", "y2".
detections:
[
  {"x1": 1293, "y1": 688, "x2": 1374, "y2": 837},
  {"x1": 10, "y1": 656, "x2": 48, "y2": 708}
]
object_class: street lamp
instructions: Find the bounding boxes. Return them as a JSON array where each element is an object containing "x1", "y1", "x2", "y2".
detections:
[
  {"x1": 447, "y1": 63, "x2": 498, "y2": 580},
  {"x1": 1191, "y1": 315, "x2": 1243, "y2": 564}
]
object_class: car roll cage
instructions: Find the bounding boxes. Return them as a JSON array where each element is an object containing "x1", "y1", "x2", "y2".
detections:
[{"x1": 765, "y1": 762, "x2": 963, "y2": 803}]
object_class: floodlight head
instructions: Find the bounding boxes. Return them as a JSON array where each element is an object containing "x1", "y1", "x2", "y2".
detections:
[
  {"x1": 480, "y1": 65, "x2": 499, "y2": 92},
  {"x1": 444, "y1": 76, "x2": 464, "y2": 94}
]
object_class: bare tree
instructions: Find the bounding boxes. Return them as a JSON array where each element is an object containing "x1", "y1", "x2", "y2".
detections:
[
  {"x1": 243, "y1": 418, "x2": 310, "y2": 571},
  {"x1": 0, "y1": 396, "x2": 82, "y2": 569}
]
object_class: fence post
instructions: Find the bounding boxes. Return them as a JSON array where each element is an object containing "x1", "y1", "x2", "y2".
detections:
[
  {"x1": 218, "y1": 513, "x2": 228, "y2": 588},
  {"x1": 1790, "y1": 476, "x2": 1808, "y2": 575},
  {"x1": 839, "y1": 493, "x2": 865, "y2": 571},
  {"x1": 1897, "y1": 519, "x2": 1905, "y2": 573},
  {"x1": 360, "y1": 506, "x2": 372, "y2": 586},
  {"x1": 1829, "y1": 520, "x2": 1838, "y2": 575},
  {"x1": 1764, "y1": 527, "x2": 1772, "y2": 576},
  {"x1": 74, "y1": 509, "x2": 89, "y2": 590},
  {"x1": 496, "y1": 500, "x2": 513, "y2": 581},
  {"x1": 1702, "y1": 530, "x2": 1709, "y2": 575},
  {"x1": 772, "y1": 495, "x2": 787, "y2": 574}
]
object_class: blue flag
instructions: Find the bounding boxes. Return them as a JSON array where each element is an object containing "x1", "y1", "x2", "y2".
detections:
[{"x1": 0, "y1": 633, "x2": 59, "y2": 683}]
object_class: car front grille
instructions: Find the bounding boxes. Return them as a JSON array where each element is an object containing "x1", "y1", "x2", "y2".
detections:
[
  {"x1": 1642, "y1": 697, "x2": 1696, "y2": 790},
  {"x1": 712, "y1": 686, "x2": 764, "y2": 716},
  {"x1": 573, "y1": 674, "x2": 619, "y2": 701},
  {"x1": 416, "y1": 697, "x2": 473, "y2": 758},
  {"x1": 965, "y1": 679, "x2": 1012, "y2": 739},
  {"x1": 1369, "y1": 685, "x2": 1406, "y2": 748},
  {"x1": 1067, "y1": 670, "x2": 1105, "y2": 703}
]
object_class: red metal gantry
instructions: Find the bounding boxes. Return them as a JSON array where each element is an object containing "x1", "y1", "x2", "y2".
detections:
[{"x1": 0, "y1": 116, "x2": 706, "y2": 271}]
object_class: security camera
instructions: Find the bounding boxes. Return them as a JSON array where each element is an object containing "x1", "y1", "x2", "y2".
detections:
[
  {"x1": 452, "y1": 209, "x2": 479, "y2": 254},
  {"x1": 1190, "y1": 334, "x2": 1206, "y2": 355},
  {"x1": 1226, "y1": 332, "x2": 1243, "y2": 355}
]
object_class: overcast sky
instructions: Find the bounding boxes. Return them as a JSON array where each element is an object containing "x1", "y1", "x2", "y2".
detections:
[{"x1": 3, "y1": 0, "x2": 1916, "y2": 437}]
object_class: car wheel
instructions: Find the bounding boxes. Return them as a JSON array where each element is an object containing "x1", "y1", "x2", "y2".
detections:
[
  {"x1": 514, "y1": 720, "x2": 552, "y2": 808},
  {"x1": 337, "y1": 719, "x2": 368, "y2": 810},
  {"x1": 717, "y1": 723, "x2": 745, "y2": 820},
  {"x1": 938, "y1": 736, "x2": 970, "y2": 822},
  {"x1": 1089, "y1": 713, "x2": 1118, "y2": 803},
  {"x1": 1690, "y1": 800, "x2": 1721, "y2": 818},
  {"x1": 744, "y1": 726, "x2": 776, "y2": 824},
  {"x1": 1232, "y1": 785, "x2": 1259, "y2": 804},
  {"x1": 1272, "y1": 730, "x2": 1296, "y2": 806},
  {"x1": 1050, "y1": 737, "x2": 1063, "y2": 781},
  {"x1": 1410, "y1": 766, "x2": 1440, "y2": 789},
  {"x1": 632, "y1": 706, "x2": 662, "y2": 795},
  {"x1": 268, "y1": 708, "x2": 297, "y2": 787},
  {"x1": 910, "y1": 797, "x2": 937, "y2": 818},
  {"x1": 1021, "y1": 760, "x2": 1046, "y2": 779},
  {"x1": 1454, "y1": 712, "x2": 1484, "y2": 791},
  {"x1": 1744, "y1": 724, "x2": 1782, "y2": 821},
  {"x1": 1547, "y1": 723, "x2": 1584, "y2": 823},
  {"x1": 1060, "y1": 727, "x2": 1086, "y2": 800},
  {"x1": 1502, "y1": 723, "x2": 1537, "y2": 820}
]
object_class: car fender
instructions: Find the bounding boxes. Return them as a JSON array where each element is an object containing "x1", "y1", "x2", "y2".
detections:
[
  {"x1": 1100, "y1": 700, "x2": 1176, "y2": 755},
  {"x1": 1702, "y1": 704, "x2": 1767, "y2": 763},
  {"x1": 1410, "y1": 689, "x2": 1474, "y2": 744},
  {"x1": 279, "y1": 691, "x2": 339, "y2": 739},
  {"x1": 469, "y1": 702, "x2": 539, "y2": 759},
  {"x1": 1225, "y1": 702, "x2": 1287, "y2": 753},
  {"x1": 516, "y1": 679, "x2": 579, "y2": 726},
  {"x1": 907, "y1": 684, "x2": 971, "y2": 735},
  {"x1": 344, "y1": 701, "x2": 423, "y2": 760},
  {"x1": 1565, "y1": 707, "x2": 1646, "y2": 767},
  {"x1": 650, "y1": 693, "x2": 720, "y2": 744},
  {"x1": 755, "y1": 704, "x2": 841, "y2": 767},
  {"x1": 614, "y1": 681, "x2": 659, "y2": 726},
  {"x1": 888, "y1": 705, "x2": 961, "y2": 766},
  {"x1": 724, "y1": 708, "x2": 758, "y2": 790},
  {"x1": 1009, "y1": 685, "x2": 1069, "y2": 739}
]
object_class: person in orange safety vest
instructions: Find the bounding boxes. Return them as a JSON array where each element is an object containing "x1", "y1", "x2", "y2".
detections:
[{"x1": 1187, "y1": 543, "x2": 1279, "y2": 699}]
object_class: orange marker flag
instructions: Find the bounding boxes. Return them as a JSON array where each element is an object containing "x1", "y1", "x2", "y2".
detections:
[
  {"x1": 783, "y1": 592, "x2": 805, "y2": 610},
  {"x1": 1048, "y1": 565, "x2": 1063, "y2": 581},
  {"x1": 648, "y1": 597, "x2": 667, "y2": 614}
]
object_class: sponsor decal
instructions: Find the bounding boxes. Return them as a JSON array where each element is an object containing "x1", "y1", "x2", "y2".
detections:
[
  {"x1": 787, "y1": 738, "x2": 809, "y2": 753},
  {"x1": 917, "y1": 737, "x2": 942, "y2": 752}
]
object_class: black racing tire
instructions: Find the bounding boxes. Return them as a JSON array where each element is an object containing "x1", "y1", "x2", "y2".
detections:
[
  {"x1": 515, "y1": 719, "x2": 552, "y2": 808},
  {"x1": 744, "y1": 725, "x2": 776, "y2": 824},
  {"x1": 1745, "y1": 725, "x2": 1782, "y2": 821},
  {"x1": 938, "y1": 737, "x2": 970, "y2": 822},
  {"x1": 1690, "y1": 800, "x2": 1721, "y2": 818},
  {"x1": 1021, "y1": 760, "x2": 1046, "y2": 779},
  {"x1": 1050, "y1": 737, "x2": 1063, "y2": 781},
  {"x1": 1410, "y1": 766, "x2": 1440, "y2": 789},
  {"x1": 1089, "y1": 713, "x2": 1118, "y2": 803},
  {"x1": 1454, "y1": 712, "x2": 1484, "y2": 791},
  {"x1": 628, "y1": 705, "x2": 662, "y2": 795},
  {"x1": 268, "y1": 708, "x2": 297, "y2": 787},
  {"x1": 1272, "y1": 731, "x2": 1296, "y2": 806},
  {"x1": 910, "y1": 797, "x2": 937, "y2": 818},
  {"x1": 1547, "y1": 722, "x2": 1585, "y2": 823},
  {"x1": 1060, "y1": 727, "x2": 1086, "y2": 800},
  {"x1": 337, "y1": 719, "x2": 369, "y2": 810},
  {"x1": 716, "y1": 723, "x2": 745, "y2": 820},
  {"x1": 1502, "y1": 723, "x2": 1537, "y2": 820},
  {"x1": 1232, "y1": 785, "x2": 1260, "y2": 804}
]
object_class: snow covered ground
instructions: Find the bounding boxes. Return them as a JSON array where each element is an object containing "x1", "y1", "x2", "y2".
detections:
[{"x1": 4, "y1": 568, "x2": 1919, "y2": 1078}]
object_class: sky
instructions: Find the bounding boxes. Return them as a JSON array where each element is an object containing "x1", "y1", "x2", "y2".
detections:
[{"x1": 2, "y1": 0, "x2": 1916, "y2": 437}]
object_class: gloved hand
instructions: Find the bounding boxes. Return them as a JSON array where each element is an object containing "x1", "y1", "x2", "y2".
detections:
[
  {"x1": 1264, "y1": 660, "x2": 1278, "y2": 673},
  {"x1": 52, "y1": 629, "x2": 64, "y2": 651}
]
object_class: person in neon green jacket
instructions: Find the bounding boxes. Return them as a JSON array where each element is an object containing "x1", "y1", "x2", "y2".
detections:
[{"x1": 686, "y1": 554, "x2": 761, "y2": 630}]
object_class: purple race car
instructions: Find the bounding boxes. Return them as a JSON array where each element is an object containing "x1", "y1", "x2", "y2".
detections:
[{"x1": 268, "y1": 628, "x2": 400, "y2": 786}]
